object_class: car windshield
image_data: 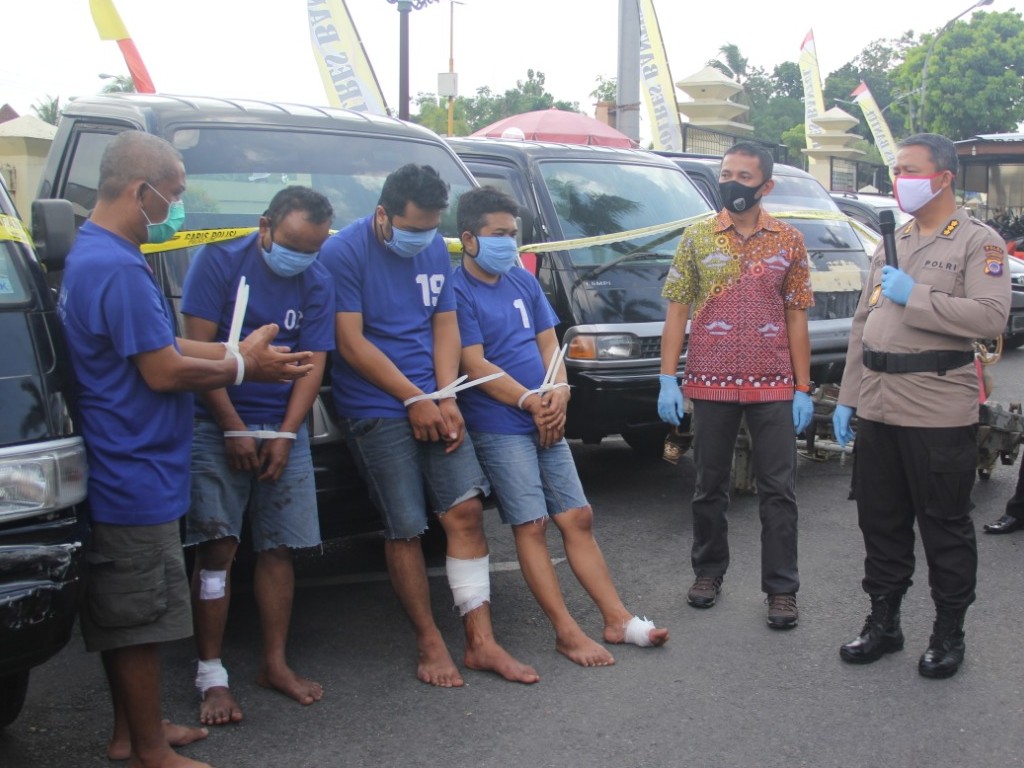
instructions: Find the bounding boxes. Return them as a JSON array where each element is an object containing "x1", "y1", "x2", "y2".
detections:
[
  {"x1": 173, "y1": 127, "x2": 475, "y2": 236},
  {"x1": 761, "y1": 173, "x2": 839, "y2": 213},
  {"x1": 779, "y1": 216, "x2": 874, "y2": 321},
  {"x1": 0, "y1": 184, "x2": 31, "y2": 307},
  {"x1": 538, "y1": 160, "x2": 712, "y2": 267}
]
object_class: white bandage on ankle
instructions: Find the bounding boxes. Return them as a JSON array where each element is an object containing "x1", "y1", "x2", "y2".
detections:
[
  {"x1": 199, "y1": 569, "x2": 227, "y2": 600},
  {"x1": 195, "y1": 658, "x2": 229, "y2": 694},
  {"x1": 446, "y1": 555, "x2": 491, "y2": 616},
  {"x1": 623, "y1": 615, "x2": 656, "y2": 647}
]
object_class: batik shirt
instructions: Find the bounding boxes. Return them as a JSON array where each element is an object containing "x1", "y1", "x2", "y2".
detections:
[{"x1": 662, "y1": 208, "x2": 813, "y2": 403}]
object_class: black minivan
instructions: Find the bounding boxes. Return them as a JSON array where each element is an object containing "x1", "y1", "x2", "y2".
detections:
[{"x1": 0, "y1": 176, "x2": 88, "y2": 728}]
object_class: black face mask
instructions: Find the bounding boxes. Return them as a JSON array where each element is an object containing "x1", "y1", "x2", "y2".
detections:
[{"x1": 719, "y1": 180, "x2": 764, "y2": 213}]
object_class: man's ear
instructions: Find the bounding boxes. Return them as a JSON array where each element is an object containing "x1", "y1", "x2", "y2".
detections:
[
  {"x1": 760, "y1": 179, "x2": 775, "y2": 196},
  {"x1": 460, "y1": 231, "x2": 477, "y2": 257}
]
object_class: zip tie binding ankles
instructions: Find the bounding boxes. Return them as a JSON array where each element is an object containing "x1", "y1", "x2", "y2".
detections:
[
  {"x1": 403, "y1": 371, "x2": 505, "y2": 407},
  {"x1": 518, "y1": 344, "x2": 570, "y2": 410}
]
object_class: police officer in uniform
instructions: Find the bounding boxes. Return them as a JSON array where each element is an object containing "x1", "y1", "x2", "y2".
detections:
[{"x1": 832, "y1": 133, "x2": 1011, "y2": 679}]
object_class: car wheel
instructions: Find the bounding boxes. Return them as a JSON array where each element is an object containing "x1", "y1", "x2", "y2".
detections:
[
  {"x1": 621, "y1": 425, "x2": 671, "y2": 457},
  {"x1": 0, "y1": 670, "x2": 30, "y2": 729}
]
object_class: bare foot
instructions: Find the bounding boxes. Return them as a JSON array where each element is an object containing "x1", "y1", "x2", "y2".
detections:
[
  {"x1": 416, "y1": 634, "x2": 465, "y2": 688},
  {"x1": 198, "y1": 686, "x2": 243, "y2": 726},
  {"x1": 555, "y1": 628, "x2": 616, "y2": 667},
  {"x1": 256, "y1": 665, "x2": 324, "y2": 706},
  {"x1": 107, "y1": 720, "x2": 209, "y2": 761},
  {"x1": 464, "y1": 640, "x2": 540, "y2": 684},
  {"x1": 604, "y1": 618, "x2": 670, "y2": 647},
  {"x1": 126, "y1": 748, "x2": 212, "y2": 768}
]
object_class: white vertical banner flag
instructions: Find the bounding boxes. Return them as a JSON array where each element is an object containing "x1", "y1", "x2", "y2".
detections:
[
  {"x1": 638, "y1": 0, "x2": 684, "y2": 152},
  {"x1": 308, "y1": 0, "x2": 389, "y2": 114},
  {"x1": 798, "y1": 30, "x2": 826, "y2": 150},
  {"x1": 851, "y1": 81, "x2": 898, "y2": 170}
]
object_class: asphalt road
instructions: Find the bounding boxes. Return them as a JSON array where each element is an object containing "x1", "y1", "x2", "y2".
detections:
[{"x1": 4, "y1": 351, "x2": 1024, "y2": 768}]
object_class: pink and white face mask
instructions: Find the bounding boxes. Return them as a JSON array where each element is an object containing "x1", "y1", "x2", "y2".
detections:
[{"x1": 894, "y1": 173, "x2": 943, "y2": 214}]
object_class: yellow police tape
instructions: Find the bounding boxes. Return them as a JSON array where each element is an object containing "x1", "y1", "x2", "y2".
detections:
[
  {"x1": 140, "y1": 227, "x2": 259, "y2": 254},
  {"x1": 0, "y1": 214, "x2": 32, "y2": 245}
]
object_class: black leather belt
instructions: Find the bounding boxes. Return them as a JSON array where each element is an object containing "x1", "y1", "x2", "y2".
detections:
[{"x1": 862, "y1": 348, "x2": 974, "y2": 375}]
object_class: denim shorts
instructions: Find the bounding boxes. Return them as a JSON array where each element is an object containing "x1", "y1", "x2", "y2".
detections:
[
  {"x1": 342, "y1": 417, "x2": 490, "y2": 540},
  {"x1": 185, "y1": 420, "x2": 320, "y2": 551},
  {"x1": 470, "y1": 432, "x2": 589, "y2": 526},
  {"x1": 80, "y1": 520, "x2": 193, "y2": 653}
]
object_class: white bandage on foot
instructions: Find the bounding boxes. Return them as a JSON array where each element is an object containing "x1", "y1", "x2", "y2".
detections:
[
  {"x1": 195, "y1": 658, "x2": 229, "y2": 694},
  {"x1": 446, "y1": 555, "x2": 490, "y2": 616},
  {"x1": 198, "y1": 569, "x2": 227, "y2": 600},
  {"x1": 623, "y1": 616, "x2": 656, "y2": 647}
]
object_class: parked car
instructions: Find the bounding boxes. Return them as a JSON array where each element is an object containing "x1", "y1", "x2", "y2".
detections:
[
  {"x1": 32, "y1": 93, "x2": 480, "y2": 542},
  {"x1": 447, "y1": 137, "x2": 714, "y2": 454},
  {"x1": 660, "y1": 152, "x2": 878, "y2": 388},
  {"x1": 0, "y1": 175, "x2": 88, "y2": 728},
  {"x1": 830, "y1": 191, "x2": 911, "y2": 233}
]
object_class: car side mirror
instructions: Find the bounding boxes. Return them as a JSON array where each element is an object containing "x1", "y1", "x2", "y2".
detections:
[{"x1": 31, "y1": 199, "x2": 76, "y2": 271}]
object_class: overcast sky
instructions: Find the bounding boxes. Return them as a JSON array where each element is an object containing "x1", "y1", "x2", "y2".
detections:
[{"x1": 2, "y1": 0, "x2": 1002, "y2": 141}]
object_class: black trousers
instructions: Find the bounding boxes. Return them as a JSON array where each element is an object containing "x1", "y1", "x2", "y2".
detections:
[
  {"x1": 691, "y1": 399, "x2": 799, "y2": 595},
  {"x1": 1004, "y1": 457, "x2": 1024, "y2": 519},
  {"x1": 852, "y1": 418, "x2": 978, "y2": 610}
]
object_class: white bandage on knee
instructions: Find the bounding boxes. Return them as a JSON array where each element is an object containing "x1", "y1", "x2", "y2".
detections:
[
  {"x1": 446, "y1": 555, "x2": 491, "y2": 616},
  {"x1": 195, "y1": 658, "x2": 229, "y2": 694},
  {"x1": 199, "y1": 569, "x2": 227, "y2": 600}
]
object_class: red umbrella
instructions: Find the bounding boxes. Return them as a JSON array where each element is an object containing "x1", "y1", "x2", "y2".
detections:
[{"x1": 471, "y1": 108, "x2": 638, "y2": 148}]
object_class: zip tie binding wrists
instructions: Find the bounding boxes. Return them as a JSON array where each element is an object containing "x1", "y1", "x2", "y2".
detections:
[
  {"x1": 403, "y1": 371, "x2": 506, "y2": 407},
  {"x1": 223, "y1": 343, "x2": 245, "y2": 386},
  {"x1": 223, "y1": 430, "x2": 297, "y2": 440},
  {"x1": 519, "y1": 343, "x2": 570, "y2": 410},
  {"x1": 517, "y1": 382, "x2": 570, "y2": 410}
]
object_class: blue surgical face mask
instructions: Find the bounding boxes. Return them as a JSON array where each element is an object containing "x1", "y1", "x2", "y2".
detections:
[
  {"x1": 261, "y1": 241, "x2": 319, "y2": 277},
  {"x1": 473, "y1": 235, "x2": 519, "y2": 275},
  {"x1": 385, "y1": 223, "x2": 437, "y2": 259},
  {"x1": 142, "y1": 183, "x2": 186, "y2": 244}
]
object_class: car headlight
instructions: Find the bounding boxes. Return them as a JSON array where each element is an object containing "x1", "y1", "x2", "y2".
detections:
[
  {"x1": 0, "y1": 438, "x2": 88, "y2": 523},
  {"x1": 568, "y1": 334, "x2": 641, "y2": 360}
]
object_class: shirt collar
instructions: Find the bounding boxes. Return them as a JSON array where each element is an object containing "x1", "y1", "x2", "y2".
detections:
[{"x1": 714, "y1": 206, "x2": 780, "y2": 235}]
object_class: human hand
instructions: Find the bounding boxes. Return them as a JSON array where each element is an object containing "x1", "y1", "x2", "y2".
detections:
[
  {"x1": 239, "y1": 324, "x2": 314, "y2": 382},
  {"x1": 833, "y1": 404, "x2": 856, "y2": 447},
  {"x1": 793, "y1": 391, "x2": 814, "y2": 434},
  {"x1": 881, "y1": 265, "x2": 914, "y2": 306},
  {"x1": 437, "y1": 397, "x2": 465, "y2": 453},
  {"x1": 257, "y1": 437, "x2": 293, "y2": 482},
  {"x1": 224, "y1": 434, "x2": 260, "y2": 473},
  {"x1": 658, "y1": 374, "x2": 684, "y2": 426}
]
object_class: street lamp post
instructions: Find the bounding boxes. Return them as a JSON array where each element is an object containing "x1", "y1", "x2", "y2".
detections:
[
  {"x1": 386, "y1": 0, "x2": 440, "y2": 120},
  {"x1": 918, "y1": 0, "x2": 994, "y2": 131}
]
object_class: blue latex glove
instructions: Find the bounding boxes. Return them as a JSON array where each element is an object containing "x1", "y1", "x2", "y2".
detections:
[
  {"x1": 658, "y1": 374, "x2": 684, "y2": 426},
  {"x1": 833, "y1": 404, "x2": 856, "y2": 447},
  {"x1": 881, "y1": 265, "x2": 914, "y2": 305},
  {"x1": 792, "y1": 391, "x2": 814, "y2": 434}
]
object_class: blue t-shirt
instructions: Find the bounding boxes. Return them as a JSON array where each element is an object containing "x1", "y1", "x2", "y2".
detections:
[
  {"x1": 57, "y1": 221, "x2": 192, "y2": 526},
  {"x1": 452, "y1": 265, "x2": 559, "y2": 435},
  {"x1": 320, "y1": 215, "x2": 456, "y2": 418},
  {"x1": 180, "y1": 233, "x2": 335, "y2": 423}
]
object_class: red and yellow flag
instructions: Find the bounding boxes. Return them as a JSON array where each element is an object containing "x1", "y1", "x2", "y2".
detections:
[{"x1": 89, "y1": 0, "x2": 156, "y2": 93}]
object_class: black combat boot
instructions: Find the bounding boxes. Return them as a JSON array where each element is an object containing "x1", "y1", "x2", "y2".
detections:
[
  {"x1": 839, "y1": 592, "x2": 905, "y2": 664},
  {"x1": 918, "y1": 607, "x2": 966, "y2": 679}
]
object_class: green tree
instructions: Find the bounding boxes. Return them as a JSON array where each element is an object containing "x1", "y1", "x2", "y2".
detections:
[
  {"x1": 708, "y1": 43, "x2": 749, "y2": 85},
  {"x1": 100, "y1": 74, "x2": 137, "y2": 94},
  {"x1": 893, "y1": 10, "x2": 1024, "y2": 138},
  {"x1": 413, "y1": 70, "x2": 579, "y2": 134},
  {"x1": 31, "y1": 95, "x2": 61, "y2": 126},
  {"x1": 590, "y1": 76, "x2": 617, "y2": 103},
  {"x1": 412, "y1": 94, "x2": 473, "y2": 136}
]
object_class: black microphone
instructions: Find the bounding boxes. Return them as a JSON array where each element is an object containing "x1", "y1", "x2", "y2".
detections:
[{"x1": 879, "y1": 210, "x2": 898, "y2": 269}]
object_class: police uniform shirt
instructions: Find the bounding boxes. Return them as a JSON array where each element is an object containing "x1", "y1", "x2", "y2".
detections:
[{"x1": 839, "y1": 207, "x2": 1010, "y2": 428}]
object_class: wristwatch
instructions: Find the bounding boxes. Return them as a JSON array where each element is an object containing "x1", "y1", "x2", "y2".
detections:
[{"x1": 794, "y1": 381, "x2": 815, "y2": 393}]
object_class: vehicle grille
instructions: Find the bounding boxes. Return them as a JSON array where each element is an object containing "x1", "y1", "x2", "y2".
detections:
[{"x1": 639, "y1": 337, "x2": 662, "y2": 359}]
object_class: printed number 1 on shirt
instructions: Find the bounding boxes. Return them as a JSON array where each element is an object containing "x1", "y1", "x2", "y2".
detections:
[
  {"x1": 513, "y1": 299, "x2": 531, "y2": 329},
  {"x1": 415, "y1": 274, "x2": 445, "y2": 307}
]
